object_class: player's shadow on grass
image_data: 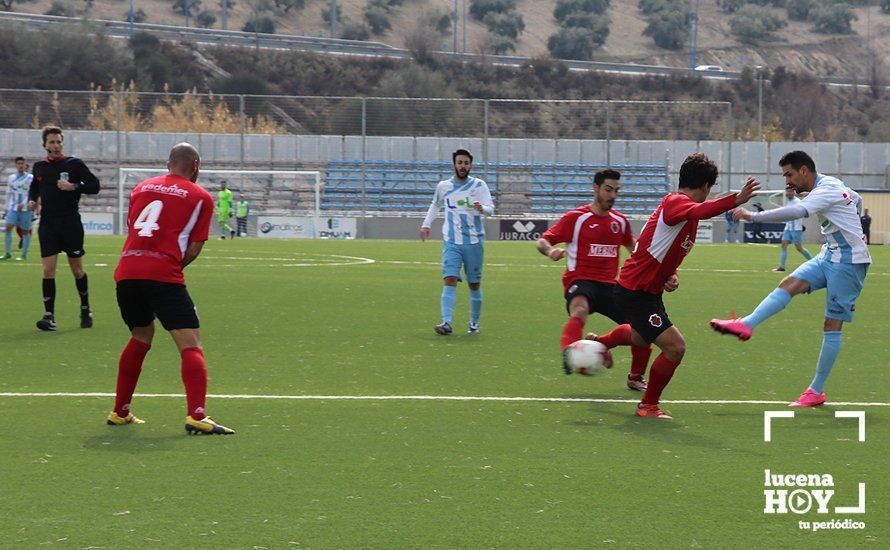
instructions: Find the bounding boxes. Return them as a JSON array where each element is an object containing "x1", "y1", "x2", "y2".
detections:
[
  {"x1": 0, "y1": 328, "x2": 86, "y2": 343},
  {"x1": 83, "y1": 431, "x2": 186, "y2": 453},
  {"x1": 563, "y1": 395, "x2": 764, "y2": 453}
]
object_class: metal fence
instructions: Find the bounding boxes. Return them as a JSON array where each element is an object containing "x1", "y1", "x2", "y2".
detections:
[{"x1": 0, "y1": 88, "x2": 732, "y2": 157}]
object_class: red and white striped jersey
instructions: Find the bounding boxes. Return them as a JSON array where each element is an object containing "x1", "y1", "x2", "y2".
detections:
[
  {"x1": 617, "y1": 193, "x2": 737, "y2": 295},
  {"x1": 114, "y1": 174, "x2": 214, "y2": 285},
  {"x1": 542, "y1": 205, "x2": 634, "y2": 292}
]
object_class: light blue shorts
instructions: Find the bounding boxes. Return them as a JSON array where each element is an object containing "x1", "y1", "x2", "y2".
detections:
[
  {"x1": 442, "y1": 241, "x2": 484, "y2": 283},
  {"x1": 5, "y1": 209, "x2": 33, "y2": 230},
  {"x1": 789, "y1": 257, "x2": 869, "y2": 322},
  {"x1": 782, "y1": 229, "x2": 803, "y2": 245}
]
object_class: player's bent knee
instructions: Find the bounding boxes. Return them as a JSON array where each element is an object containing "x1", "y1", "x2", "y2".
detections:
[{"x1": 779, "y1": 277, "x2": 809, "y2": 295}]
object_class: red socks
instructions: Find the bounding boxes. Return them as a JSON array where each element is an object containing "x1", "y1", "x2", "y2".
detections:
[
  {"x1": 560, "y1": 316, "x2": 585, "y2": 350},
  {"x1": 630, "y1": 345, "x2": 653, "y2": 379},
  {"x1": 181, "y1": 347, "x2": 208, "y2": 420},
  {"x1": 641, "y1": 353, "x2": 681, "y2": 405},
  {"x1": 596, "y1": 324, "x2": 632, "y2": 349},
  {"x1": 114, "y1": 338, "x2": 151, "y2": 417}
]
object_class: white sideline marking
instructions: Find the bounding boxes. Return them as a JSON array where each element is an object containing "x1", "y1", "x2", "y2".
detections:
[{"x1": 1, "y1": 392, "x2": 889, "y2": 407}]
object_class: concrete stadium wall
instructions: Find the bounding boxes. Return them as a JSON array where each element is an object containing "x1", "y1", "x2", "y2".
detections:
[{"x1": 2, "y1": 129, "x2": 888, "y2": 191}]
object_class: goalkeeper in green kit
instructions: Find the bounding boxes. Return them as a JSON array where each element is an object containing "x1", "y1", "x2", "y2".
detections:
[{"x1": 217, "y1": 180, "x2": 235, "y2": 239}]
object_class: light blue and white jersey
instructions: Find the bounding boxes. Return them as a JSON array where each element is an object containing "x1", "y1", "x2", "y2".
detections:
[
  {"x1": 5, "y1": 172, "x2": 33, "y2": 213},
  {"x1": 421, "y1": 176, "x2": 494, "y2": 245},
  {"x1": 782, "y1": 196, "x2": 804, "y2": 231},
  {"x1": 799, "y1": 174, "x2": 870, "y2": 264}
]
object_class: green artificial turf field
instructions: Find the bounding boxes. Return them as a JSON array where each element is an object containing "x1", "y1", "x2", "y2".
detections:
[{"x1": 0, "y1": 237, "x2": 886, "y2": 547}]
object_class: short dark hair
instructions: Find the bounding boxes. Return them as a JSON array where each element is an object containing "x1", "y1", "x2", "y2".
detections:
[
  {"x1": 42, "y1": 125, "x2": 62, "y2": 145},
  {"x1": 778, "y1": 150, "x2": 816, "y2": 172},
  {"x1": 452, "y1": 149, "x2": 473, "y2": 163},
  {"x1": 14, "y1": 156, "x2": 25, "y2": 162},
  {"x1": 678, "y1": 153, "x2": 718, "y2": 190},
  {"x1": 594, "y1": 169, "x2": 621, "y2": 186}
]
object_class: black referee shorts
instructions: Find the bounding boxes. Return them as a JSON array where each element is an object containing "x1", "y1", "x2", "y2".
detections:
[
  {"x1": 613, "y1": 283, "x2": 673, "y2": 344},
  {"x1": 116, "y1": 279, "x2": 200, "y2": 331},
  {"x1": 565, "y1": 280, "x2": 626, "y2": 325},
  {"x1": 38, "y1": 215, "x2": 85, "y2": 258}
]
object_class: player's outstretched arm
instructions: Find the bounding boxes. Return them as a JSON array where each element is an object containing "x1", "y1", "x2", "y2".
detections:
[{"x1": 734, "y1": 177, "x2": 761, "y2": 205}]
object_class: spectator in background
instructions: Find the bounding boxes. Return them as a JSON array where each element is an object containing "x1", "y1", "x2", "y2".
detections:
[
  {"x1": 724, "y1": 209, "x2": 739, "y2": 243},
  {"x1": 860, "y1": 209, "x2": 871, "y2": 245},
  {"x1": 235, "y1": 193, "x2": 250, "y2": 237}
]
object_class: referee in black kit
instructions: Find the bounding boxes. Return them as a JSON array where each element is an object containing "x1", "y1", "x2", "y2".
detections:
[{"x1": 27, "y1": 125, "x2": 100, "y2": 331}]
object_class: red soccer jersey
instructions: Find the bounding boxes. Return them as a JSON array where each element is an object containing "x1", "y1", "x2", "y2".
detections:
[
  {"x1": 542, "y1": 205, "x2": 634, "y2": 291},
  {"x1": 114, "y1": 174, "x2": 214, "y2": 285},
  {"x1": 617, "y1": 192, "x2": 737, "y2": 295}
]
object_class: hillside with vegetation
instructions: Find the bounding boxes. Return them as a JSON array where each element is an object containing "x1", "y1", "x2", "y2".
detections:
[
  {"x1": 3, "y1": 0, "x2": 890, "y2": 79},
  {"x1": 0, "y1": 24, "x2": 888, "y2": 141}
]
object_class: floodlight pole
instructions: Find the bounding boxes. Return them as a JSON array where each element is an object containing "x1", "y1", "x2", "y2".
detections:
[
  {"x1": 184, "y1": 0, "x2": 189, "y2": 27},
  {"x1": 222, "y1": 0, "x2": 228, "y2": 30},
  {"x1": 756, "y1": 66, "x2": 764, "y2": 141},
  {"x1": 331, "y1": 0, "x2": 338, "y2": 38},
  {"x1": 689, "y1": 0, "x2": 700, "y2": 70},
  {"x1": 866, "y1": 0, "x2": 873, "y2": 83},
  {"x1": 128, "y1": 0, "x2": 134, "y2": 34},
  {"x1": 462, "y1": 0, "x2": 467, "y2": 55},
  {"x1": 453, "y1": 0, "x2": 458, "y2": 55}
]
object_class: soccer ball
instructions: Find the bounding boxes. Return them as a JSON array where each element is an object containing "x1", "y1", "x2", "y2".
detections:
[{"x1": 564, "y1": 339, "x2": 610, "y2": 375}]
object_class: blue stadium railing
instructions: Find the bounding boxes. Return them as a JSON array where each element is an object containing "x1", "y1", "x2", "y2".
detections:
[{"x1": 324, "y1": 161, "x2": 669, "y2": 214}]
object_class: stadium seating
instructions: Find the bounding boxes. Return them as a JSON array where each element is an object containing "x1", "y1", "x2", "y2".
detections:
[{"x1": 323, "y1": 160, "x2": 669, "y2": 215}]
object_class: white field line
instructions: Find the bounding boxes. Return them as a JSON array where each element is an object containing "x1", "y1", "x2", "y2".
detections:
[{"x1": 1, "y1": 392, "x2": 888, "y2": 407}]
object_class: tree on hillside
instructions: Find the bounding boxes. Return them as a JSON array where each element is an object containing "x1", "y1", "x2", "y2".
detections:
[
  {"x1": 196, "y1": 10, "x2": 216, "y2": 27},
  {"x1": 642, "y1": 3, "x2": 689, "y2": 50},
  {"x1": 364, "y1": 4, "x2": 392, "y2": 34},
  {"x1": 729, "y1": 4, "x2": 787, "y2": 44},
  {"x1": 45, "y1": 1, "x2": 76, "y2": 16},
  {"x1": 554, "y1": 0, "x2": 610, "y2": 22},
  {"x1": 559, "y1": 11, "x2": 610, "y2": 47},
  {"x1": 548, "y1": 26, "x2": 596, "y2": 60},
  {"x1": 482, "y1": 11, "x2": 525, "y2": 39},
  {"x1": 882, "y1": 0, "x2": 890, "y2": 14},
  {"x1": 810, "y1": 1, "x2": 857, "y2": 34},
  {"x1": 172, "y1": 0, "x2": 201, "y2": 17},
  {"x1": 321, "y1": 3, "x2": 342, "y2": 28},
  {"x1": 243, "y1": 13, "x2": 276, "y2": 34},
  {"x1": 273, "y1": 0, "x2": 304, "y2": 14},
  {"x1": 469, "y1": 0, "x2": 517, "y2": 21},
  {"x1": 717, "y1": 0, "x2": 746, "y2": 12},
  {"x1": 785, "y1": 0, "x2": 812, "y2": 20},
  {"x1": 341, "y1": 20, "x2": 372, "y2": 41}
]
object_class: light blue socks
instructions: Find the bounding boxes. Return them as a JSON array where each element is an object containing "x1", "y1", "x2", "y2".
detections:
[
  {"x1": 779, "y1": 248, "x2": 788, "y2": 269},
  {"x1": 21, "y1": 233, "x2": 31, "y2": 257},
  {"x1": 4, "y1": 230, "x2": 11, "y2": 255},
  {"x1": 809, "y1": 331, "x2": 842, "y2": 394},
  {"x1": 742, "y1": 288, "x2": 793, "y2": 328},
  {"x1": 441, "y1": 285, "x2": 456, "y2": 324},
  {"x1": 801, "y1": 248, "x2": 813, "y2": 260},
  {"x1": 470, "y1": 288, "x2": 482, "y2": 325}
]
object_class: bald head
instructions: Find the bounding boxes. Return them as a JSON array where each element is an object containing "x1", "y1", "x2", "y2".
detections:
[{"x1": 167, "y1": 142, "x2": 200, "y2": 181}]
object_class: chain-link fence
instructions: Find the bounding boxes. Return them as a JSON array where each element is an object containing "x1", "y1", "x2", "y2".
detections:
[{"x1": 0, "y1": 89, "x2": 732, "y2": 142}]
